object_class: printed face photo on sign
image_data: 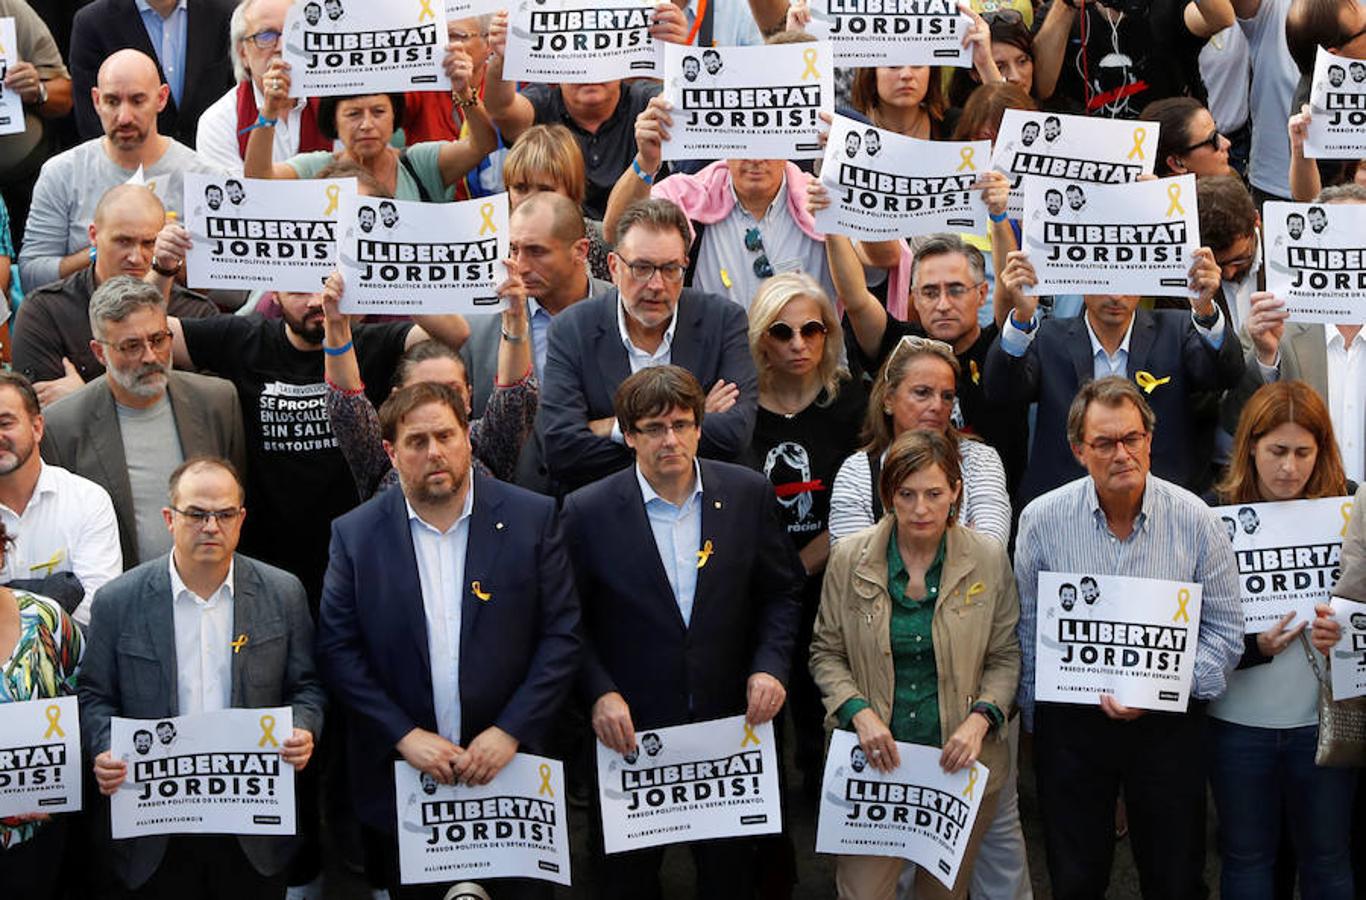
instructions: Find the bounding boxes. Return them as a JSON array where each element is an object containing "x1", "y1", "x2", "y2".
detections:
[
  {"x1": 849, "y1": 745, "x2": 868, "y2": 773},
  {"x1": 1354, "y1": 62, "x2": 1366, "y2": 82},
  {"x1": 1080, "y1": 576, "x2": 1100, "y2": 606},
  {"x1": 683, "y1": 56, "x2": 700, "y2": 81},
  {"x1": 1288, "y1": 213, "x2": 1305, "y2": 239},
  {"x1": 1059, "y1": 583, "x2": 1077, "y2": 611},
  {"x1": 1331, "y1": 64, "x2": 1347, "y2": 87},
  {"x1": 304, "y1": 1, "x2": 321, "y2": 24},
  {"x1": 1222, "y1": 516, "x2": 1236, "y2": 541},
  {"x1": 420, "y1": 772, "x2": 438, "y2": 795},
  {"x1": 1066, "y1": 184, "x2": 1086, "y2": 211},
  {"x1": 641, "y1": 733, "x2": 663, "y2": 757},
  {"x1": 865, "y1": 129, "x2": 881, "y2": 156},
  {"x1": 1352, "y1": 613, "x2": 1366, "y2": 630},
  {"x1": 703, "y1": 49, "x2": 722, "y2": 75},
  {"x1": 1045, "y1": 188, "x2": 1063, "y2": 215},
  {"x1": 1043, "y1": 115, "x2": 1062, "y2": 142},
  {"x1": 156, "y1": 721, "x2": 177, "y2": 745},
  {"x1": 1021, "y1": 121, "x2": 1040, "y2": 146},
  {"x1": 844, "y1": 130, "x2": 861, "y2": 158},
  {"x1": 325, "y1": 0, "x2": 343, "y2": 20},
  {"x1": 359, "y1": 206, "x2": 376, "y2": 233},
  {"x1": 225, "y1": 179, "x2": 246, "y2": 206},
  {"x1": 1238, "y1": 506, "x2": 1261, "y2": 535},
  {"x1": 134, "y1": 730, "x2": 153, "y2": 755},
  {"x1": 379, "y1": 201, "x2": 399, "y2": 228},
  {"x1": 1310, "y1": 206, "x2": 1328, "y2": 233},
  {"x1": 205, "y1": 185, "x2": 224, "y2": 210}
]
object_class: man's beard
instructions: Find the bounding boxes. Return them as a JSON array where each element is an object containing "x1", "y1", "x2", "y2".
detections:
[
  {"x1": 0, "y1": 436, "x2": 34, "y2": 476},
  {"x1": 284, "y1": 310, "x2": 325, "y2": 345},
  {"x1": 108, "y1": 360, "x2": 170, "y2": 400}
]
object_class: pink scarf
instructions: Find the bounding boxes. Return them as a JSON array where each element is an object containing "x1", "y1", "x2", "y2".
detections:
[{"x1": 653, "y1": 160, "x2": 824, "y2": 242}]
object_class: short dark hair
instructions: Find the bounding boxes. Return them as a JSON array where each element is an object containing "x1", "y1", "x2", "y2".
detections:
[
  {"x1": 878, "y1": 429, "x2": 962, "y2": 522},
  {"x1": 1139, "y1": 97, "x2": 1205, "y2": 175},
  {"x1": 379, "y1": 381, "x2": 469, "y2": 443},
  {"x1": 1066, "y1": 376, "x2": 1157, "y2": 446},
  {"x1": 1286, "y1": 0, "x2": 1353, "y2": 74},
  {"x1": 168, "y1": 456, "x2": 245, "y2": 505},
  {"x1": 0, "y1": 371, "x2": 40, "y2": 419},
  {"x1": 317, "y1": 93, "x2": 406, "y2": 142},
  {"x1": 910, "y1": 234, "x2": 986, "y2": 287},
  {"x1": 613, "y1": 365, "x2": 706, "y2": 435},
  {"x1": 392, "y1": 339, "x2": 467, "y2": 390},
  {"x1": 1197, "y1": 174, "x2": 1257, "y2": 252},
  {"x1": 615, "y1": 198, "x2": 692, "y2": 253}
]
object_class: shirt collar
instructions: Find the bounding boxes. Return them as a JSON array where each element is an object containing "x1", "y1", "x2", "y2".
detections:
[
  {"x1": 32, "y1": 462, "x2": 60, "y2": 499},
  {"x1": 405, "y1": 477, "x2": 475, "y2": 535},
  {"x1": 1326, "y1": 325, "x2": 1366, "y2": 350},
  {"x1": 168, "y1": 553, "x2": 235, "y2": 605},
  {"x1": 1084, "y1": 310, "x2": 1136, "y2": 360},
  {"x1": 1084, "y1": 472, "x2": 1152, "y2": 535},
  {"x1": 727, "y1": 176, "x2": 788, "y2": 224},
  {"x1": 617, "y1": 295, "x2": 679, "y2": 355},
  {"x1": 635, "y1": 460, "x2": 704, "y2": 508},
  {"x1": 135, "y1": 0, "x2": 187, "y2": 15}
]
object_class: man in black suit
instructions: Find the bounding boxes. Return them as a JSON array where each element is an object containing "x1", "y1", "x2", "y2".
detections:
[
  {"x1": 69, "y1": 0, "x2": 234, "y2": 147},
  {"x1": 317, "y1": 381, "x2": 580, "y2": 899},
  {"x1": 562, "y1": 365, "x2": 802, "y2": 899},
  {"x1": 539, "y1": 199, "x2": 757, "y2": 495},
  {"x1": 984, "y1": 248, "x2": 1244, "y2": 504}
]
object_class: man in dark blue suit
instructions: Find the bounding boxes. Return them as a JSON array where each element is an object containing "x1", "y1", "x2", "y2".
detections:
[
  {"x1": 537, "y1": 199, "x2": 758, "y2": 495},
  {"x1": 984, "y1": 248, "x2": 1244, "y2": 504},
  {"x1": 562, "y1": 366, "x2": 802, "y2": 899},
  {"x1": 316, "y1": 382, "x2": 580, "y2": 900}
]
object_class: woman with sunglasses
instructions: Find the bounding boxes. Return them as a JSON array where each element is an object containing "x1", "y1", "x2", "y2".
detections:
[
  {"x1": 1140, "y1": 97, "x2": 1234, "y2": 177},
  {"x1": 742, "y1": 273, "x2": 868, "y2": 797},
  {"x1": 1210, "y1": 381, "x2": 1356, "y2": 898}
]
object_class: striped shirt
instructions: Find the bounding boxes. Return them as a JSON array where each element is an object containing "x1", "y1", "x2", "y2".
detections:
[
  {"x1": 828, "y1": 438, "x2": 1012, "y2": 547},
  {"x1": 1013, "y1": 474, "x2": 1244, "y2": 730}
]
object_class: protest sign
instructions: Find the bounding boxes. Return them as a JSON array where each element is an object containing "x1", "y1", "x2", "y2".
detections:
[
  {"x1": 183, "y1": 174, "x2": 353, "y2": 292},
  {"x1": 446, "y1": 0, "x2": 503, "y2": 18},
  {"x1": 1213, "y1": 496, "x2": 1351, "y2": 633},
  {"x1": 815, "y1": 731, "x2": 987, "y2": 890},
  {"x1": 1305, "y1": 46, "x2": 1366, "y2": 158},
  {"x1": 990, "y1": 109, "x2": 1155, "y2": 218},
  {"x1": 1021, "y1": 174, "x2": 1198, "y2": 298},
  {"x1": 1329, "y1": 596, "x2": 1366, "y2": 701},
  {"x1": 0, "y1": 19, "x2": 25, "y2": 136},
  {"x1": 1263, "y1": 200, "x2": 1366, "y2": 324},
  {"x1": 814, "y1": 114, "x2": 988, "y2": 239},
  {"x1": 1034, "y1": 571, "x2": 1202, "y2": 712},
  {"x1": 0, "y1": 695, "x2": 81, "y2": 818},
  {"x1": 337, "y1": 192, "x2": 508, "y2": 315},
  {"x1": 395, "y1": 754, "x2": 570, "y2": 886},
  {"x1": 596, "y1": 715, "x2": 781, "y2": 854},
  {"x1": 282, "y1": 0, "x2": 450, "y2": 98},
  {"x1": 109, "y1": 707, "x2": 295, "y2": 839},
  {"x1": 660, "y1": 42, "x2": 832, "y2": 161},
  {"x1": 503, "y1": 0, "x2": 663, "y2": 83},
  {"x1": 805, "y1": 0, "x2": 973, "y2": 67}
]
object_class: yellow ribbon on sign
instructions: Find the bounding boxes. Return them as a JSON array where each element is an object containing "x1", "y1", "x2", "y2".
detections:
[
  {"x1": 956, "y1": 147, "x2": 976, "y2": 172},
  {"x1": 258, "y1": 714, "x2": 280, "y2": 748},
  {"x1": 1343, "y1": 501, "x2": 1355, "y2": 538},
  {"x1": 962, "y1": 765, "x2": 979, "y2": 799},
  {"x1": 1173, "y1": 588, "x2": 1191, "y2": 624},
  {"x1": 323, "y1": 184, "x2": 340, "y2": 215},
  {"x1": 1165, "y1": 183, "x2": 1185, "y2": 217},
  {"x1": 471, "y1": 581, "x2": 492, "y2": 601},
  {"x1": 800, "y1": 48, "x2": 820, "y2": 81},
  {"x1": 1134, "y1": 371, "x2": 1170, "y2": 394},
  {"x1": 1128, "y1": 127, "x2": 1147, "y2": 161},
  {"x1": 478, "y1": 202, "x2": 497, "y2": 236},
  {"x1": 696, "y1": 539, "x2": 714, "y2": 569},
  {"x1": 230, "y1": 633, "x2": 249, "y2": 654},
  {"x1": 44, "y1": 704, "x2": 64, "y2": 738},
  {"x1": 741, "y1": 722, "x2": 761, "y2": 747},
  {"x1": 417, "y1": 0, "x2": 435, "y2": 21},
  {"x1": 538, "y1": 763, "x2": 555, "y2": 797},
  {"x1": 28, "y1": 550, "x2": 63, "y2": 577}
]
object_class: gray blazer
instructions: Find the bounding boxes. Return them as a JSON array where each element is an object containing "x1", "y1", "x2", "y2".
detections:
[
  {"x1": 1224, "y1": 322, "x2": 1329, "y2": 432},
  {"x1": 77, "y1": 553, "x2": 326, "y2": 889},
  {"x1": 40, "y1": 371, "x2": 247, "y2": 568}
]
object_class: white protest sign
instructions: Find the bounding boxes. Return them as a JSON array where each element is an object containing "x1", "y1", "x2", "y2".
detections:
[
  {"x1": 814, "y1": 114, "x2": 988, "y2": 239},
  {"x1": 109, "y1": 707, "x2": 295, "y2": 839},
  {"x1": 815, "y1": 731, "x2": 987, "y2": 890},
  {"x1": 184, "y1": 174, "x2": 353, "y2": 292},
  {"x1": 805, "y1": 0, "x2": 973, "y2": 67},
  {"x1": 990, "y1": 109, "x2": 1155, "y2": 218},
  {"x1": 337, "y1": 192, "x2": 509, "y2": 315},
  {"x1": 1263, "y1": 200, "x2": 1366, "y2": 324},
  {"x1": 0, "y1": 695, "x2": 81, "y2": 818},
  {"x1": 0, "y1": 19, "x2": 25, "y2": 136},
  {"x1": 1329, "y1": 596, "x2": 1366, "y2": 700},
  {"x1": 1034, "y1": 571, "x2": 1202, "y2": 712},
  {"x1": 503, "y1": 0, "x2": 663, "y2": 83},
  {"x1": 1305, "y1": 46, "x2": 1366, "y2": 158},
  {"x1": 1022, "y1": 174, "x2": 1197, "y2": 298},
  {"x1": 395, "y1": 754, "x2": 570, "y2": 886},
  {"x1": 660, "y1": 42, "x2": 832, "y2": 161},
  {"x1": 445, "y1": 0, "x2": 503, "y2": 19},
  {"x1": 1213, "y1": 496, "x2": 1352, "y2": 634},
  {"x1": 596, "y1": 715, "x2": 782, "y2": 854},
  {"x1": 282, "y1": 0, "x2": 450, "y2": 98}
]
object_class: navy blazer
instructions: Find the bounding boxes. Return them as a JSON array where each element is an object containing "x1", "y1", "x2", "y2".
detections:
[
  {"x1": 562, "y1": 460, "x2": 803, "y2": 729},
  {"x1": 316, "y1": 473, "x2": 580, "y2": 831},
  {"x1": 983, "y1": 308, "x2": 1245, "y2": 504},
  {"x1": 538, "y1": 287, "x2": 758, "y2": 494}
]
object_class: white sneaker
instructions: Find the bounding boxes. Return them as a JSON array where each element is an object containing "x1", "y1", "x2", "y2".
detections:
[{"x1": 285, "y1": 875, "x2": 324, "y2": 900}]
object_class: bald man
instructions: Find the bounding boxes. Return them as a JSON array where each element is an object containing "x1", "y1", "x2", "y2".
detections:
[
  {"x1": 13, "y1": 184, "x2": 218, "y2": 406},
  {"x1": 18, "y1": 48, "x2": 220, "y2": 291}
]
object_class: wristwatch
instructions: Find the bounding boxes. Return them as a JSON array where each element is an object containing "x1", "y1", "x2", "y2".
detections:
[
  {"x1": 36, "y1": 80, "x2": 48, "y2": 106},
  {"x1": 151, "y1": 255, "x2": 182, "y2": 278}
]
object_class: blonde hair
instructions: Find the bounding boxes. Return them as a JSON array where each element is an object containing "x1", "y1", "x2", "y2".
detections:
[
  {"x1": 502, "y1": 124, "x2": 586, "y2": 207},
  {"x1": 747, "y1": 273, "x2": 847, "y2": 403}
]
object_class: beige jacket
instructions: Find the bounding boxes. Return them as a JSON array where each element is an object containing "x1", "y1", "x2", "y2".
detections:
[{"x1": 810, "y1": 518, "x2": 1021, "y2": 793}]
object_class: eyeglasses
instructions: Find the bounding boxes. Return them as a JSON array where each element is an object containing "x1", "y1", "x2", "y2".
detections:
[
  {"x1": 886, "y1": 334, "x2": 956, "y2": 366},
  {"x1": 243, "y1": 29, "x2": 281, "y2": 49},
  {"x1": 983, "y1": 8, "x2": 1026, "y2": 27},
  {"x1": 97, "y1": 330, "x2": 173, "y2": 358},
  {"x1": 170, "y1": 506, "x2": 244, "y2": 527},
  {"x1": 1082, "y1": 431, "x2": 1149, "y2": 457},
  {"x1": 914, "y1": 282, "x2": 981, "y2": 303},
  {"x1": 615, "y1": 255, "x2": 686, "y2": 284},
  {"x1": 631, "y1": 419, "x2": 698, "y2": 439},
  {"x1": 766, "y1": 320, "x2": 827, "y2": 341},
  {"x1": 1181, "y1": 129, "x2": 1222, "y2": 155},
  {"x1": 745, "y1": 227, "x2": 774, "y2": 279}
]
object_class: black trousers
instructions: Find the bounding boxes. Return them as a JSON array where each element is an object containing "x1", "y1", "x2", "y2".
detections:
[
  {"x1": 137, "y1": 835, "x2": 285, "y2": 900},
  {"x1": 1033, "y1": 701, "x2": 1209, "y2": 900},
  {"x1": 362, "y1": 825, "x2": 553, "y2": 900},
  {"x1": 0, "y1": 817, "x2": 67, "y2": 900},
  {"x1": 600, "y1": 837, "x2": 759, "y2": 900}
]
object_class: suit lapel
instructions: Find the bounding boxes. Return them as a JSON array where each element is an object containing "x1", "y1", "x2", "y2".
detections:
[
  {"x1": 142, "y1": 563, "x2": 179, "y2": 715},
  {"x1": 595, "y1": 292, "x2": 632, "y2": 391},
  {"x1": 87, "y1": 385, "x2": 135, "y2": 519},
  {"x1": 382, "y1": 488, "x2": 432, "y2": 684},
  {"x1": 180, "y1": 0, "x2": 214, "y2": 115},
  {"x1": 228, "y1": 556, "x2": 259, "y2": 708},
  {"x1": 622, "y1": 472, "x2": 687, "y2": 632},
  {"x1": 167, "y1": 375, "x2": 205, "y2": 457},
  {"x1": 1066, "y1": 317, "x2": 1095, "y2": 387},
  {"x1": 459, "y1": 475, "x2": 505, "y2": 661},
  {"x1": 690, "y1": 461, "x2": 724, "y2": 630},
  {"x1": 1293, "y1": 324, "x2": 1329, "y2": 395},
  {"x1": 1125, "y1": 309, "x2": 1157, "y2": 380},
  {"x1": 669, "y1": 292, "x2": 701, "y2": 376}
]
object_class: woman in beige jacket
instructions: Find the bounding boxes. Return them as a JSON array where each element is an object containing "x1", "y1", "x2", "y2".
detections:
[{"x1": 810, "y1": 429, "x2": 1021, "y2": 900}]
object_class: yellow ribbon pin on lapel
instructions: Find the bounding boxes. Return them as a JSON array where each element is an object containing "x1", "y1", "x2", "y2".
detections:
[
  {"x1": 230, "y1": 633, "x2": 249, "y2": 654},
  {"x1": 471, "y1": 581, "x2": 492, "y2": 601},
  {"x1": 966, "y1": 582, "x2": 986, "y2": 605},
  {"x1": 28, "y1": 549, "x2": 63, "y2": 577},
  {"x1": 1134, "y1": 371, "x2": 1170, "y2": 394},
  {"x1": 696, "y1": 540, "x2": 714, "y2": 569}
]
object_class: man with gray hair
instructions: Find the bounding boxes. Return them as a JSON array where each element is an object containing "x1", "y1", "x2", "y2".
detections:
[{"x1": 40, "y1": 275, "x2": 244, "y2": 569}]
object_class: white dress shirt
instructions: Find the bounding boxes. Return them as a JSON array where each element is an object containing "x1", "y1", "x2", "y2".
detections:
[
  {"x1": 636, "y1": 462, "x2": 704, "y2": 626},
  {"x1": 1326, "y1": 326, "x2": 1366, "y2": 482},
  {"x1": 408, "y1": 482, "x2": 475, "y2": 743},
  {"x1": 610, "y1": 299, "x2": 680, "y2": 444},
  {"x1": 1084, "y1": 312, "x2": 1137, "y2": 378},
  {"x1": 196, "y1": 84, "x2": 315, "y2": 175},
  {"x1": 169, "y1": 555, "x2": 235, "y2": 716}
]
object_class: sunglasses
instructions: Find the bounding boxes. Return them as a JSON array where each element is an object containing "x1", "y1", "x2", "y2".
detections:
[
  {"x1": 1181, "y1": 129, "x2": 1222, "y2": 155},
  {"x1": 745, "y1": 227, "x2": 773, "y2": 279},
  {"x1": 767, "y1": 320, "x2": 828, "y2": 341}
]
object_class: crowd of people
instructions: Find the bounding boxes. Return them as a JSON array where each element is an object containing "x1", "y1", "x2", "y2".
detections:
[{"x1": 4, "y1": 0, "x2": 1366, "y2": 898}]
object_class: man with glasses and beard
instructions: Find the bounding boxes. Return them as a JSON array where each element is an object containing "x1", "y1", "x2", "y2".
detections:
[{"x1": 40, "y1": 276, "x2": 245, "y2": 572}]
